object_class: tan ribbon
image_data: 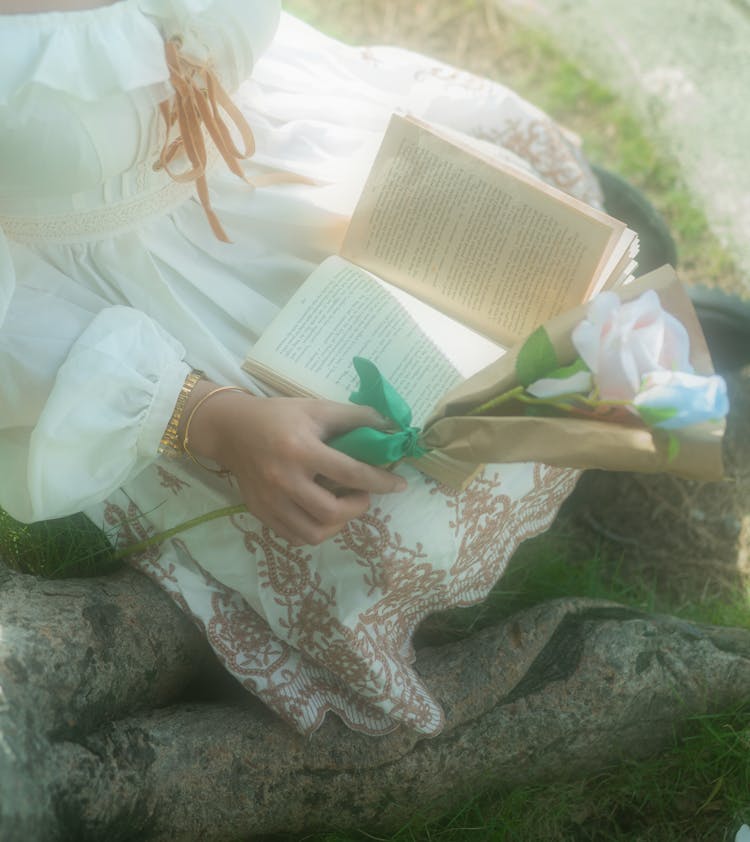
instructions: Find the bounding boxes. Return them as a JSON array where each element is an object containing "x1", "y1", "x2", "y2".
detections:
[{"x1": 157, "y1": 38, "x2": 312, "y2": 242}]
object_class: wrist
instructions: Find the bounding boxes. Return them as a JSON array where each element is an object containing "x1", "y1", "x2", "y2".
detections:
[
  {"x1": 181, "y1": 381, "x2": 256, "y2": 469},
  {"x1": 177, "y1": 378, "x2": 220, "y2": 459}
]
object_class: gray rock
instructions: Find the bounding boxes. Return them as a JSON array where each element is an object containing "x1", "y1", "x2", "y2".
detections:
[
  {"x1": 1, "y1": 574, "x2": 749, "y2": 841},
  {"x1": 0, "y1": 565, "x2": 214, "y2": 841}
]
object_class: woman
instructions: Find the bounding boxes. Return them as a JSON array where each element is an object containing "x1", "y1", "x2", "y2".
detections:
[{"x1": 0, "y1": 0, "x2": 599, "y2": 735}]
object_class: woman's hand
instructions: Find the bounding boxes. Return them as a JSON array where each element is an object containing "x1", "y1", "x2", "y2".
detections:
[{"x1": 180, "y1": 380, "x2": 407, "y2": 545}]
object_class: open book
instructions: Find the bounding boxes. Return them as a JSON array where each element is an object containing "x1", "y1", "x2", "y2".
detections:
[{"x1": 243, "y1": 114, "x2": 639, "y2": 487}]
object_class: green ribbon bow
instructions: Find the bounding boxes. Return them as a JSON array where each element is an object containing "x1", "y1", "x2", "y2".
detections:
[{"x1": 327, "y1": 357, "x2": 429, "y2": 465}]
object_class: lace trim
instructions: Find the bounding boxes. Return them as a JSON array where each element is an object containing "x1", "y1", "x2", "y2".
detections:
[{"x1": 0, "y1": 177, "x2": 197, "y2": 244}]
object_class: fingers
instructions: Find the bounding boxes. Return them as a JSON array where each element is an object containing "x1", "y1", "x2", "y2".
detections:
[
  {"x1": 309, "y1": 442, "x2": 407, "y2": 495},
  {"x1": 285, "y1": 488, "x2": 372, "y2": 546},
  {"x1": 214, "y1": 395, "x2": 409, "y2": 545},
  {"x1": 300, "y1": 400, "x2": 409, "y2": 495},
  {"x1": 310, "y1": 400, "x2": 393, "y2": 437},
  {"x1": 258, "y1": 500, "x2": 340, "y2": 547},
  {"x1": 240, "y1": 448, "x2": 394, "y2": 545},
  {"x1": 255, "y1": 399, "x2": 407, "y2": 495},
  {"x1": 290, "y1": 482, "x2": 372, "y2": 528},
  {"x1": 240, "y1": 476, "x2": 372, "y2": 546}
]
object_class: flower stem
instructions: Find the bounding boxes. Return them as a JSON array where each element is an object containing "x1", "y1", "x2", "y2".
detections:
[
  {"x1": 468, "y1": 385, "x2": 525, "y2": 416},
  {"x1": 468, "y1": 386, "x2": 634, "y2": 417},
  {"x1": 114, "y1": 504, "x2": 247, "y2": 560}
]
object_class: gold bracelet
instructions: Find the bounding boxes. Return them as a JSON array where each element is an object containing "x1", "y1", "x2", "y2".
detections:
[
  {"x1": 182, "y1": 385, "x2": 255, "y2": 475},
  {"x1": 159, "y1": 369, "x2": 205, "y2": 457}
]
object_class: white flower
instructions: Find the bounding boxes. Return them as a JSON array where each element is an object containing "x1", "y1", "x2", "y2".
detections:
[
  {"x1": 735, "y1": 824, "x2": 750, "y2": 842},
  {"x1": 633, "y1": 370, "x2": 729, "y2": 429},
  {"x1": 572, "y1": 290, "x2": 692, "y2": 401}
]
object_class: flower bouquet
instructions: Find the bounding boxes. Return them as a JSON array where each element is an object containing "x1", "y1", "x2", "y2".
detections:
[
  {"x1": 115, "y1": 266, "x2": 727, "y2": 561},
  {"x1": 330, "y1": 266, "x2": 727, "y2": 484}
]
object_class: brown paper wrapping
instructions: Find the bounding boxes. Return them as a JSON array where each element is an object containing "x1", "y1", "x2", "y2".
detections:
[{"x1": 421, "y1": 266, "x2": 725, "y2": 481}]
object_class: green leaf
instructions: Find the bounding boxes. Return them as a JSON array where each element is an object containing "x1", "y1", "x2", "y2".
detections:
[
  {"x1": 637, "y1": 406, "x2": 678, "y2": 427},
  {"x1": 515, "y1": 326, "x2": 559, "y2": 387}
]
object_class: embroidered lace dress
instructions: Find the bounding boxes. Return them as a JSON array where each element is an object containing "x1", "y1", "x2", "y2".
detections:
[{"x1": 0, "y1": 0, "x2": 600, "y2": 735}]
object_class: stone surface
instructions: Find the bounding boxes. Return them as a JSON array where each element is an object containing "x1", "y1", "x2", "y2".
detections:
[
  {"x1": 0, "y1": 565, "x2": 216, "y2": 840},
  {"x1": 0, "y1": 566, "x2": 212, "y2": 739},
  {"x1": 2, "y1": 578, "x2": 749, "y2": 841}
]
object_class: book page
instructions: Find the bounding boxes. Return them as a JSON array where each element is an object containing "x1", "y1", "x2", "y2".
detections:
[
  {"x1": 243, "y1": 256, "x2": 505, "y2": 427},
  {"x1": 342, "y1": 114, "x2": 630, "y2": 346}
]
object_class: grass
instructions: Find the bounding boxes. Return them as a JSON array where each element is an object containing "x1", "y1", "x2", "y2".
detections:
[
  {"x1": 1, "y1": 1, "x2": 748, "y2": 839},
  {"x1": 284, "y1": 0, "x2": 742, "y2": 293},
  {"x1": 284, "y1": 708, "x2": 750, "y2": 840},
  {"x1": 420, "y1": 529, "x2": 750, "y2": 643},
  {"x1": 0, "y1": 508, "x2": 118, "y2": 579}
]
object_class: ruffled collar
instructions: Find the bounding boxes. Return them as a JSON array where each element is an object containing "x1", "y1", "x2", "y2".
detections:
[
  {"x1": 0, "y1": 1, "x2": 169, "y2": 105},
  {"x1": 0, "y1": 0, "x2": 280, "y2": 105}
]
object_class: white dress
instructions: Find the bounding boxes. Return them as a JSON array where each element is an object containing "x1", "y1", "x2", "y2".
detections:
[{"x1": 0, "y1": 0, "x2": 598, "y2": 736}]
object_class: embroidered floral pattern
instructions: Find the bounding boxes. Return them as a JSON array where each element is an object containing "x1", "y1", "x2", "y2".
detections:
[
  {"x1": 157, "y1": 464, "x2": 191, "y2": 495},
  {"x1": 412, "y1": 64, "x2": 493, "y2": 94},
  {"x1": 336, "y1": 507, "x2": 429, "y2": 597},
  {"x1": 99, "y1": 458, "x2": 578, "y2": 736},
  {"x1": 477, "y1": 118, "x2": 602, "y2": 206},
  {"x1": 103, "y1": 500, "x2": 160, "y2": 565}
]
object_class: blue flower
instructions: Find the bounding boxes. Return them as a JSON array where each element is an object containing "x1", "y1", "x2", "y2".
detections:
[{"x1": 633, "y1": 370, "x2": 729, "y2": 430}]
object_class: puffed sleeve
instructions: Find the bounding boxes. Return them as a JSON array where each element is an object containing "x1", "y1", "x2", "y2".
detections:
[{"x1": 0, "y1": 233, "x2": 190, "y2": 523}]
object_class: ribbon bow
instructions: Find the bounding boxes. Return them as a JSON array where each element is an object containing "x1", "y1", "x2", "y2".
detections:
[
  {"x1": 157, "y1": 38, "x2": 256, "y2": 242},
  {"x1": 327, "y1": 357, "x2": 429, "y2": 464}
]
